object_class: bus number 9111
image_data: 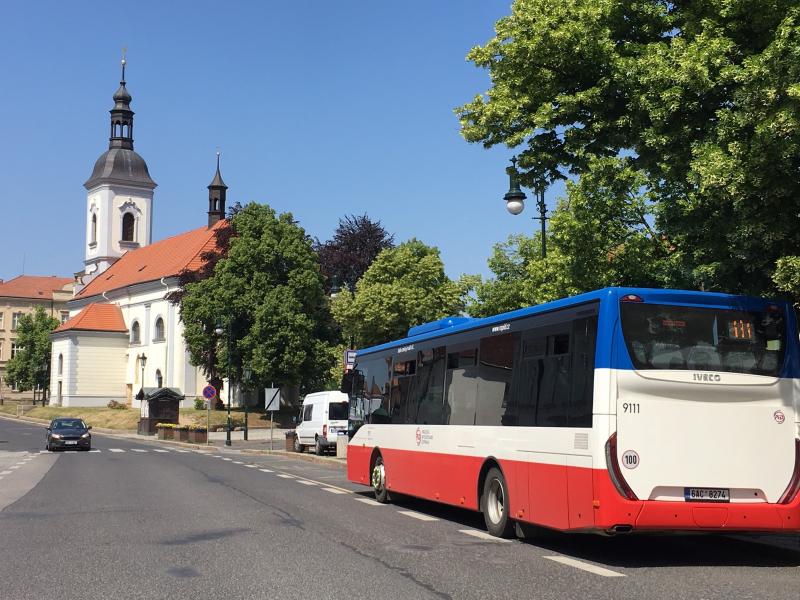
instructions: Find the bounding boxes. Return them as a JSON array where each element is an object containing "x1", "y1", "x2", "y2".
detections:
[{"x1": 623, "y1": 403, "x2": 640, "y2": 414}]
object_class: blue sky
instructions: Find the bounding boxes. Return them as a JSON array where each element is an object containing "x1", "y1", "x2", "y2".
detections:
[{"x1": 0, "y1": 1, "x2": 565, "y2": 283}]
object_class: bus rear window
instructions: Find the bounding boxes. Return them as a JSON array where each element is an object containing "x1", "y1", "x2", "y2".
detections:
[{"x1": 620, "y1": 303, "x2": 785, "y2": 376}]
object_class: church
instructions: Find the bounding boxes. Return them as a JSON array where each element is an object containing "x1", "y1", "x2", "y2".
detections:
[{"x1": 50, "y1": 59, "x2": 227, "y2": 408}]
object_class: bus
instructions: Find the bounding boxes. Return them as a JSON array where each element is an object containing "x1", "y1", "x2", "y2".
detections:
[{"x1": 344, "y1": 287, "x2": 800, "y2": 537}]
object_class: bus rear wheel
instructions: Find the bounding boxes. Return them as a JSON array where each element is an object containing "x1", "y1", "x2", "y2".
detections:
[
  {"x1": 481, "y1": 467, "x2": 514, "y2": 538},
  {"x1": 371, "y1": 456, "x2": 390, "y2": 503}
]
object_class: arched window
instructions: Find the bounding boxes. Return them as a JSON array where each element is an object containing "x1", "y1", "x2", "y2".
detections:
[
  {"x1": 57, "y1": 354, "x2": 63, "y2": 376},
  {"x1": 155, "y1": 369, "x2": 163, "y2": 388},
  {"x1": 122, "y1": 213, "x2": 135, "y2": 242},
  {"x1": 154, "y1": 317, "x2": 165, "y2": 342},
  {"x1": 91, "y1": 214, "x2": 97, "y2": 244},
  {"x1": 131, "y1": 321, "x2": 140, "y2": 344}
]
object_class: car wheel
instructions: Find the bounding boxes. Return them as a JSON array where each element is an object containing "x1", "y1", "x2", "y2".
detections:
[
  {"x1": 293, "y1": 435, "x2": 304, "y2": 453},
  {"x1": 315, "y1": 436, "x2": 324, "y2": 456},
  {"x1": 481, "y1": 467, "x2": 515, "y2": 538},
  {"x1": 371, "y1": 455, "x2": 390, "y2": 503}
]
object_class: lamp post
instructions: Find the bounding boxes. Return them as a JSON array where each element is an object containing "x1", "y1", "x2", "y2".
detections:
[
  {"x1": 242, "y1": 364, "x2": 251, "y2": 441},
  {"x1": 215, "y1": 319, "x2": 232, "y2": 447},
  {"x1": 504, "y1": 157, "x2": 548, "y2": 259},
  {"x1": 138, "y1": 353, "x2": 147, "y2": 390}
]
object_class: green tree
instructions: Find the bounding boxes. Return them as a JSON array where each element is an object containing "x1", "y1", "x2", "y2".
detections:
[
  {"x1": 458, "y1": 0, "x2": 800, "y2": 296},
  {"x1": 176, "y1": 203, "x2": 337, "y2": 396},
  {"x1": 6, "y1": 307, "x2": 59, "y2": 394},
  {"x1": 470, "y1": 157, "x2": 669, "y2": 315},
  {"x1": 332, "y1": 239, "x2": 468, "y2": 348}
]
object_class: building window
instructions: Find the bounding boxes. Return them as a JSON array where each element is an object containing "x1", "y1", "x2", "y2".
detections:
[
  {"x1": 153, "y1": 317, "x2": 165, "y2": 342},
  {"x1": 155, "y1": 369, "x2": 163, "y2": 388},
  {"x1": 58, "y1": 354, "x2": 63, "y2": 376},
  {"x1": 131, "y1": 321, "x2": 141, "y2": 344},
  {"x1": 0, "y1": 340, "x2": 3, "y2": 359},
  {"x1": 122, "y1": 213, "x2": 135, "y2": 242},
  {"x1": 11, "y1": 312, "x2": 23, "y2": 331},
  {"x1": 11, "y1": 342, "x2": 21, "y2": 359},
  {"x1": 90, "y1": 213, "x2": 97, "y2": 245},
  {"x1": 0, "y1": 312, "x2": 4, "y2": 329},
  {"x1": 60, "y1": 311, "x2": 70, "y2": 325}
]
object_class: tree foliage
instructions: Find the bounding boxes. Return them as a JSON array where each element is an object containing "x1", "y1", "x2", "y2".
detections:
[
  {"x1": 458, "y1": 0, "x2": 800, "y2": 296},
  {"x1": 175, "y1": 203, "x2": 337, "y2": 395},
  {"x1": 6, "y1": 307, "x2": 59, "y2": 393},
  {"x1": 332, "y1": 239, "x2": 468, "y2": 347},
  {"x1": 314, "y1": 214, "x2": 394, "y2": 293}
]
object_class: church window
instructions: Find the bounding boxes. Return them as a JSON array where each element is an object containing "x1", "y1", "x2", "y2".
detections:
[
  {"x1": 131, "y1": 321, "x2": 141, "y2": 344},
  {"x1": 58, "y1": 354, "x2": 63, "y2": 376},
  {"x1": 154, "y1": 317, "x2": 165, "y2": 342},
  {"x1": 91, "y1": 214, "x2": 97, "y2": 245},
  {"x1": 155, "y1": 369, "x2": 163, "y2": 389},
  {"x1": 122, "y1": 213, "x2": 135, "y2": 242}
]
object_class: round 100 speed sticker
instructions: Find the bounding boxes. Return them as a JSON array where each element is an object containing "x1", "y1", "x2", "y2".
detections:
[{"x1": 621, "y1": 450, "x2": 639, "y2": 469}]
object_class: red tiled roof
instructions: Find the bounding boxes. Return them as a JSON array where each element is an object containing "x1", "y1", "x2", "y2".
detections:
[
  {"x1": 77, "y1": 220, "x2": 227, "y2": 298},
  {"x1": 0, "y1": 275, "x2": 73, "y2": 300},
  {"x1": 54, "y1": 303, "x2": 128, "y2": 334}
]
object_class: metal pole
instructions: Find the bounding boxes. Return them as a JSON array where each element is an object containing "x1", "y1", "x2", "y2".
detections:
[
  {"x1": 537, "y1": 188, "x2": 547, "y2": 259},
  {"x1": 270, "y1": 411, "x2": 274, "y2": 451},
  {"x1": 225, "y1": 327, "x2": 232, "y2": 447},
  {"x1": 244, "y1": 390, "x2": 249, "y2": 442},
  {"x1": 206, "y1": 392, "x2": 211, "y2": 446}
]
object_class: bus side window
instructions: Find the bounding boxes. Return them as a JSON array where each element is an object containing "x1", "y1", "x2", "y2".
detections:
[
  {"x1": 476, "y1": 333, "x2": 515, "y2": 426},
  {"x1": 391, "y1": 359, "x2": 416, "y2": 424},
  {"x1": 444, "y1": 347, "x2": 478, "y2": 425},
  {"x1": 569, "y1": 316, "x2": 597, "y2": 427},
  {"x1": 408, "y1": 348, "x2": 446, "y2": 425},
  {"x1": 534, "y1": 331, "x2": 571, "y2": 427}
]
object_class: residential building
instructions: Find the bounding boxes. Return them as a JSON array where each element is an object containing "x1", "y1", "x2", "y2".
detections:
[{"x1": 0, "y1": 275, "x2": 75, "y2": 400}]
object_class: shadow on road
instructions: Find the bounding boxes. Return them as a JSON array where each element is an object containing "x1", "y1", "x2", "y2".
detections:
[{"x1": 364, "y1": 491, "x2": 800, "y2": 569}]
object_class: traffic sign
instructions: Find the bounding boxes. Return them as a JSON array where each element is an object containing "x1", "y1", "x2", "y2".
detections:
[
  {"x1": 202, "y1": 385, "x2": 217, "y2": 400},
  {"x1": 344, "y1": 349, "x2": 357, "y2": 370}
]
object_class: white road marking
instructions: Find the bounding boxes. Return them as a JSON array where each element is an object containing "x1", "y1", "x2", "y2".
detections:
[
  {"x1": 244, "y1": 464, "x2": 258, "y2": 468},
  {"x1": 276, "y1": 474, "x2": 295, "y2": 479},
  {"x1": 459, "y1": 530, "x2": 512, "y2": 543},
  {"x1": 174, "y1": 450, "x2": 190, "y2": 453},
  {"x1": 89, "y1": 449, "x2": 101, "y2": 453},
  {"x1": 296, "y1": 480, "x2": 317, "y2": 486},
  {"x1": 39, "y1": 450, "x2": 48, "y2": 454},
  {"x1": 355, "y1": 498, "x2": 386, "y2": 507},
  {"x1": 258, "y1": 468, "x2": 273, "y2": 473},
  {"x1": 131, "y1": 449, "x2": 148, "y2": 453},
  {"x1": 222, "y1": 458, "x2": 233, "y2": 461},
  {"x1": 152, "y1": 449, "x2": 169, "y2": 453},
  {"x1": 109, "y1": 449, "x2": 125, "y2": 453},
  {"x1": 9, "y1": 466, "x2": 21, "y2": 470},
  {"x1": 233, "y1": 461, "x2": 243, "y2": 464},
  {"x1": 398, "y1": 510, "x2": 439, "y2": 522},
  {"x1": 543, "y1": 556, "x2": 625, "y2": 578},
  {"x1": 213, "y1": 456, "x2": 223, "y2": 459},
  {"x1": 322, "y1": 488, "x2": 348, "y2": 494},
  {"x1": 0, "y1": 471, "x2": 11, "y2": 475}
]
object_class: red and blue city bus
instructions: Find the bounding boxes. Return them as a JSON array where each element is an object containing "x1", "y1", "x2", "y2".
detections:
[{"x1": 345, "y1": 287, "x2": 800, "y2": 537}]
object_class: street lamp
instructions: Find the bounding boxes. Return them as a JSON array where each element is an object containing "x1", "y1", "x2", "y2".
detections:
[
  {"x1": 504, "y1": 157, "x2": 548, "y2": 259},
  {"x1": 215, "y1": 319, "x2": 232, "y2": 447},
  {"x1": 242, "y1": 364, "x2": 252, "y2": 441},
  {"x1": 138, "y1": 353, "x2": 147, "y2": 389}
]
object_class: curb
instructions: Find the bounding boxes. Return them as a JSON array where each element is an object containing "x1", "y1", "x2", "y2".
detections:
[{"x1": 240, "y1": 448, "x2": 347, "y2": 469}]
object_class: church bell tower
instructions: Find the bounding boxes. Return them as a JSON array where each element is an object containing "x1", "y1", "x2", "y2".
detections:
[{"x1": 83, "y1": 55, "x2": 156, "y2": 284}]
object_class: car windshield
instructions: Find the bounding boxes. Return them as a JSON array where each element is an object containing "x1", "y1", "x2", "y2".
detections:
[
  {"x1": 328, "y1": 402, "x2": 349, "y2": 420},
  {"x1": 620, "y1": 302, "x2": 786, "y2": 376},
  {"x1": 53, "y1": 419, "x2": 85, "y2": 429}
]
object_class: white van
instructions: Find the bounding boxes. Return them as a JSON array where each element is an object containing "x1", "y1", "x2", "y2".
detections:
[{"x1": 294, "y1": 391, "x2": 349, "y2": 455}]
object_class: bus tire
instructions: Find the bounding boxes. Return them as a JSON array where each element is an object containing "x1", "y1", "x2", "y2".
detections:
[
  {"x1": 372, "y1": 455, "x2": 390, "y2": 503},
  {"x1": 481, "y1": 467, "x2": 514, "y2": 538}
]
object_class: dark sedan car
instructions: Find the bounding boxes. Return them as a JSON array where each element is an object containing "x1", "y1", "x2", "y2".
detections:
[{"x1": 46, "y1": 418, "x2": 92, "y2": 451}]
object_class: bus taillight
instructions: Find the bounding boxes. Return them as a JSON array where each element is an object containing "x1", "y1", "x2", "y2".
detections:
[
  {"x1": 778, "y1": 438, "x2": 800, "y2": 504},
  {"x1": 605, "y1": 432, "x2": 638, "y2": 501}
]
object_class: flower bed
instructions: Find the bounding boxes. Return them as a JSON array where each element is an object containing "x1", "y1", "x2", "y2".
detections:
[
  {"x1": 156, "y1": 423, "x2": 174, "y2": 440},
  {"x1": 174, "y1": 426, "x2": 189, "y2": 442},
  {"x1": 188, "y1": 426, "x2": 207, "y2": 444}
]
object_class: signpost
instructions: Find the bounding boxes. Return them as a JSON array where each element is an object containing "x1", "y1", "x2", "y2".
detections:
[
  {"x1": 344, "y1": 349, "x2": 357, "y2": 371},
  {"x1": 202, "y1": 385, "x2": 216, "y2": 447},
  {"x1": 264, "y1": 387, "x2": 280, "y2": 450}
]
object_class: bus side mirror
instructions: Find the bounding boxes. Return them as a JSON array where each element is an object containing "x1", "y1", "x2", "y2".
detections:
[{"x1": 340, "y1": 371, "x2": 354, "y2": 394}]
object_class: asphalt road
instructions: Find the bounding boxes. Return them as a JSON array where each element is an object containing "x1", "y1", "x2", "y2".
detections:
[{"x1": 0, "y1": 417, "x2": 798, "y2": 600}]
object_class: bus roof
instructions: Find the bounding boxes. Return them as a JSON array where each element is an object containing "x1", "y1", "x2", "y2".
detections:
[{"x1": 355, "y1": 286, "x2": 789, "y2": 359}]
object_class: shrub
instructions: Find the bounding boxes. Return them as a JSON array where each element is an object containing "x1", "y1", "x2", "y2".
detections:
[
  {"x1": 193, "y1": 397, "x2": 206, "y2": 410},
  {"x1": 107, "y1": 400, "x2": 127, "y2": 409}
]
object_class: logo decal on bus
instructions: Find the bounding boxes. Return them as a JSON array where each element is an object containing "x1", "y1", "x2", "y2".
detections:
[
  {"x1": 415, "y1": 427, "x2": 432, "y2": 446},
  {"x1": 774, "y1": 410, "x2": 786, "y2": 424},
  {"x1": 491, "y1": 323, "x2": 511, "y2": 333},
  {"x1": 692, "y1": 373, "x2": 721, "y2": 382},
  {"x1": 397, "y1": 344, "x2": 415, "y2": 354}
]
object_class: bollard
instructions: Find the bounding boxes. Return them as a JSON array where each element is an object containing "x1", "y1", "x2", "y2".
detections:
[{"x1": 336, "y1": 432, "x2": 348, "y2": 459}]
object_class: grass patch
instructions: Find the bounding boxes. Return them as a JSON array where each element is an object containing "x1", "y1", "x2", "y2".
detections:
[{"x1": 0, "y1": 402, "x2": 275, "y2": 431}]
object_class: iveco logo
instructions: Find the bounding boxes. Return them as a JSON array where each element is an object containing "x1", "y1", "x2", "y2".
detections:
[
  {"x1": 492, "y1": 323, "x2": 511, "y2": 333},
  {"x1": 692, "y1": 373, "x2": 721, "y2": 382},
  {"x1": 397, "y1": 344, "x2": 415, "y2": 354}
]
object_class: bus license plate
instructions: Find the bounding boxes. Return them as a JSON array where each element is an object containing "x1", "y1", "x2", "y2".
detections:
[{"x1": 684, "y1": 488, "x2": 729, "y2": 502}]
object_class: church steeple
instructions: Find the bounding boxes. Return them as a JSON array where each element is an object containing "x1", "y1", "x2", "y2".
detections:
[
  {"x1": 109, "y1": 55, "x2": 134, "y2": 150},
  {"x1": 207, "y1": 152, "x2": 228, "y2": 227}
]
